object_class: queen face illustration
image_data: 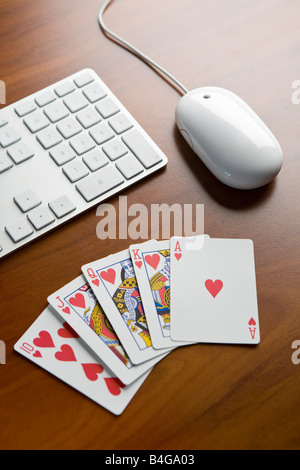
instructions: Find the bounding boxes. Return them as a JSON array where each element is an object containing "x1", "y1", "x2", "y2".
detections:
[{"x1": 111, "y1": 258, "x2": 152, "y2": 350}]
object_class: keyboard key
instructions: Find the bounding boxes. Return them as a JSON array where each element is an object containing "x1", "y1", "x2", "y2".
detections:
[
  {"x1": 122, "y1": 130, "x2": 163, "y2": 169},
  {"x1": 76, "y1": 107, "x2": 101, "y2": 129},
  {"x1": 116, "y1": 154, "x2": 144, "y2": 180},
  {"x1": 7, "y1": 142, "x2": 34, "y2": 164},
  {"x1": 55, "y1": 81, "x2": 76, "y2": 97},
  {"x1": 0, "y1": 150, "x2": 13, "y2": 173},
  {"x1": 56, "y1": 116, "x2": 82, "y2": 139},
  {"x1": 63, "y1": 92, "x2": 89, "y2": 113},
  {"x1": 27, "y1": 206, "x2": 55, "y2": 230},
  {"x1": 83, "y1": 149, "x2": 109, "y2": 172},
  {"x1": 102, "y1": 138, "x2": 128, "y2": 161},
  {"x1": 69, "y1": 133, "x2": 95, "y2": 155},
  {"x1": 14, "y1": 189, "x2": 42, "y2": 212},
  {"x1": 74, "y1": 72, "x2": 94, "y2": 88},
  {"x1": 5, "y1": 218, "x2": 34, "y2": 243},
  {"x1": 49, "y1": 195, "x2": 76, "y2": 218},
  {"x1": 24, "y1": 110, "x2": 50, "y2": 133},
  {"x1": 49, "y1": 144, "x2": 75, "y2": 166},
  {"x1": 82, "y1": 83, "x2": 107, "y2": 103},
  {"x1": 35, "y1": 91, "x2": 56, "y2": 107},
  {"x1": 96, "y1": 98, "x2": 120, "y2": 118},
  {"x1": 89, "y1": 122, "x2": 114, "y2": 145},
  {"x1": 76, "y1": 165, "x2": 124, "y2": 202},
  {"x1": 15, "y1": 101, "x2": 36, "y2": 117},
  {"x1": 0, "y1": 126, "x2": 21, "y2": 148},
  {"x1": 0, "y1": 114, "x2": 8, "y2": 127},
  {"x1": 62, "y1": 160, "x2": 89, "y2": 183},
  {"x1": 44, "y1": 101, "x2": 69, "y2": 123},
  {"x1": 108, "y1": 113, "x2": 133, "y2": 134},
  {"x1": 36, "y1": 128, "x2": 63, "y2": 149}
]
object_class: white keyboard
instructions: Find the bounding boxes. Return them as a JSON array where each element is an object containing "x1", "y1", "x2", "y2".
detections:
[{"x1": 0, "y1": 69, "x2": 168, "y2": 259}]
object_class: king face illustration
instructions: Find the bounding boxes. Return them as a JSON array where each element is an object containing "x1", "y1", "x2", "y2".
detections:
[{"x1": 149, "y1": 250, "x2": 171, "y2": 332}]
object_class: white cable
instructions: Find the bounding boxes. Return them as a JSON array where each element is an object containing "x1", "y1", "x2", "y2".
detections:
[{"x1": 98, "y1": 0, "x2": 189, "y2": 96}]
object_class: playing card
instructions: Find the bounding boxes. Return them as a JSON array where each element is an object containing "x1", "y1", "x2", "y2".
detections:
[
  {"x1": 14, "y1": 306, "x2": 151, "y2": 415},
  {"x1": 47, "y1": 275, "x2": 167, "y2": 385},
  {"x1": 170, "y1": 236, "x2": 260, "y2": 344},
  {"x1": 130, "y1": 239, "x2": 192, "y2": 349},
  {"x1": 81, "y1": 249, "x2": 171, "y2": 364}
]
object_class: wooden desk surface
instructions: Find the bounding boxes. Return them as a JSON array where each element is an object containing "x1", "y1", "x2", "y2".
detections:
[{"x1": 1, "y1": 0, "x2": 300, "y2": 450}]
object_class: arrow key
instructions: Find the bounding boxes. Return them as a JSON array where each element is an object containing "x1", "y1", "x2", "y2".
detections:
[{"x1": 5, "y1": 219, "x2": 34, "y2": 243}]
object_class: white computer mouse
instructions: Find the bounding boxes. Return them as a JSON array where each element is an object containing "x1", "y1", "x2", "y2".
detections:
[{"x1": 176, "y1": 87, "x2": 283, "y2": 190}]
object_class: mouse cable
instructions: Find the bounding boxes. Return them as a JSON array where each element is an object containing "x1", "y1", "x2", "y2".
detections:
[{"x1": 98, "y1": 0, "x2": 189, "y2": 96}]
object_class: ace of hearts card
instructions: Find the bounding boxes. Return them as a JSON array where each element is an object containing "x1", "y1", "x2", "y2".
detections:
[{"x1": 170, "y1": 236, "x2": 260, "y2": 345}]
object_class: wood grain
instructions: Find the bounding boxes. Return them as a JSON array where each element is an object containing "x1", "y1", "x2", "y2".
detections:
[{"x1": 0, "y1": 0, "x2": 300, "y2": 450}]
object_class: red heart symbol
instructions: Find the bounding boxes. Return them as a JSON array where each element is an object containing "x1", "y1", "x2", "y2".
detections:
[
  {"x1": 33, "y1": 351, "x2": 42, "y2": 358},
  {"x1": 135, "y1": 261, "x2": 143, "y2": 269},
  {"x1": 104, "y1": 377, "x2": 126, "y2": 396},
  {"x1": 33, "y1": 331, "x2": 55, "y2": 348},
  {"x1": 92, "y1": 279, "x2": 100, "y2": 287},
  {"x1": 81, "y1": 363, "x2": 104, "y2": 381},
  {"x1": 69, "y1": 293, "x2": 86, "y2": 309},
  {"x1": 100, "y1": 269, "x2": 116, "y2": 285},
  {"x1": 248, "y1": 317, "x2": 256, "y2": 326},
  {"x1": 175, "y1": 253, "x2": 182, "y2": 261},
  {"x1": 62, "y1": 307, "x2": 70, "y2": 314},
  {"x1": 55, "y1": 344, "x2": 77, "y2": 362},
  {"x1": 57, "y1": 322, "x2": 79, "y2": 339},
  {"x1": 205, "y1": 280, "x2": 223, "y2": 298},
  {"x1": 145, "y1": 254, "x2": 160, "y2": 270}
]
